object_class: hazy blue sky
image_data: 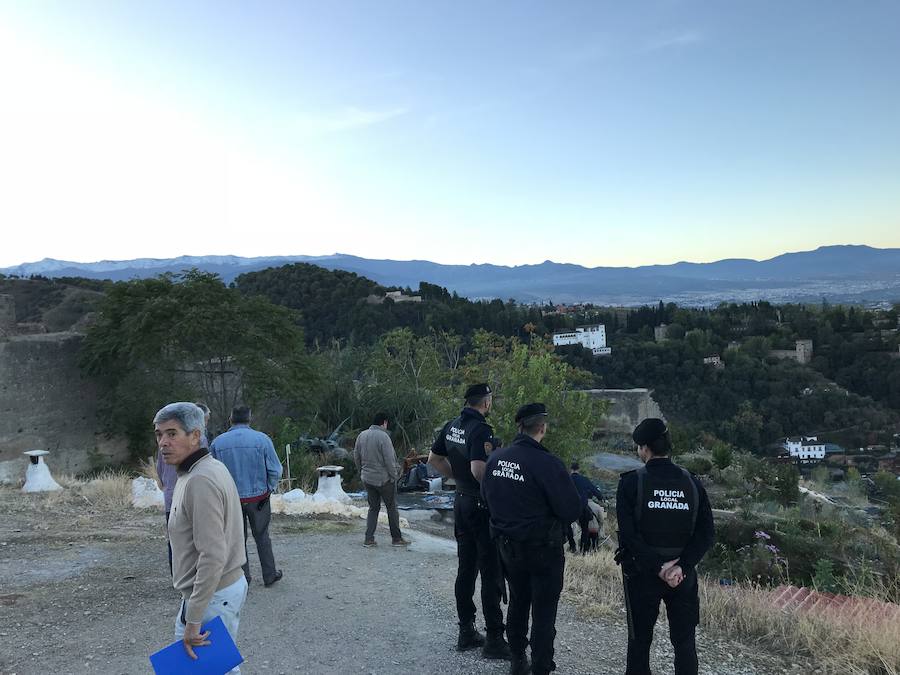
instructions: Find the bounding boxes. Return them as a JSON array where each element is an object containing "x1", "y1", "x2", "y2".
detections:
[{"x1": 1, "y1": 1, "x2": 898, "y2": 267}]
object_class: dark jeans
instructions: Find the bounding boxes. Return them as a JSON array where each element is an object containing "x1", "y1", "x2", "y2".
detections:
[
  {"x1": 577, "y1": 506, "x2": 592, "y2": 553},
  {"x1": 454, "y1": 493, "x2": 504, "y2": 634},
  {"x1": 364, "y1": 480, "x2": 402, "y2": 541},
  {"x1": 566, "y1": 506, "x2": 595, "y2": 553},
  {"x1": 242, "y1": 498, "x2": 278, "y2": 585},
  {"x1": 498, "y1": 538, "x2": 565, "y2": 675},
  {"x1": 625, "y1": 570, "x2": 699, "y2": 675}
]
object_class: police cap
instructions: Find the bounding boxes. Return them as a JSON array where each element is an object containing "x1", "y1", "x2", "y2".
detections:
[
  {"x1": 632, "y1": 418, "x2": 668, "y2": 446},
  {"x1": 464, "y1": 383, "x2": 492, "y2": 399},
  {"x1": 515, "y1": 402, "x2": 549, "y2": 424}
]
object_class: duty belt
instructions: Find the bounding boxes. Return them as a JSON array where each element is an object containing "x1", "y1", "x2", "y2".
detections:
[{"x1": 455, "y1": 488, "x2": 481, "y2": 498}]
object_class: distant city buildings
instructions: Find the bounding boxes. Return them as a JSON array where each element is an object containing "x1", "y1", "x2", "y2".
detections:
[{"x1": 552, "y1": 324, "x2": 611, "y2": 356}]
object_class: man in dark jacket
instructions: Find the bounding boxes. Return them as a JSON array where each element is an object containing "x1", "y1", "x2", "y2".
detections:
[
  {"x1": 481, "y1": 403, "x2": 581, "y2": 675},
  {"x1": 616, "y1": 418, "x2": 715, "y2": 675},
  {"x1": 569, "y1": 461, "x2": 604, "y2": 553}
]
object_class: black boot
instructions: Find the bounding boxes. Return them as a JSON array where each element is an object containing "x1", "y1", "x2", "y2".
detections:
[
  {"x1": 456, "y1": 621, "x2": 485, "y2": 651},
  {"x1": 482, "y1": 631, "x2": 512, "y2": 660},
  {"x1": 510, "y1": 652, "x2": 531, "y2": 674}
]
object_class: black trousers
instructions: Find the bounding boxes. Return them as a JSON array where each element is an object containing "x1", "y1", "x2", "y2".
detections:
[
  {"x1": 453, "y1": 493, "x2": 504, "y2": 634},
  {"x1": 624, "y1": 569, "x2": 699, "y2": 675},
  {"x1": 364, "y1": 480, "x2": 402, "y2": 541},
  {"x1": 498, "y1": 538, "x2": 565, "y2": 675},
  {"x1": 242, "y1": 498, "x2": 278, "y2": 585}
]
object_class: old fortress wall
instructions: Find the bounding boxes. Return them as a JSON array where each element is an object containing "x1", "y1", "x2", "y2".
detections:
[
  {"x1": 0, "y1": 294, "x2": 129, "y2": 483},
  {"x1": 584, "y1": 388, "x2": 665, "y2": 435}
]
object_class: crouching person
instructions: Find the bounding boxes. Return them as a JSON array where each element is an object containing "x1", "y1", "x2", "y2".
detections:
[{"x1": 154, "y1": 402, "x2": 248, "y2": 672}]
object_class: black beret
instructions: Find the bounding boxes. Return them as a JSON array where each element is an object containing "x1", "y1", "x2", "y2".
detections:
[
  {"x1": 515, "y1": 402, "x2": 548, "y2": 423},
  {"x1": 632, "y1": 418, "x2": 668, "y2": 446},
  {"x1": 464, "y1": 383, "x2": 492, "y2": 399}
]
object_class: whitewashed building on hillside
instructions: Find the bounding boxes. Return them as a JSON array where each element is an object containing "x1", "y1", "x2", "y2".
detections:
[
  {"x1": 552, "y1": 324, "x2": 611, "y2": 356},
  {"x1": 784, "y1": 436, "x2": 826, "y2": 460}
]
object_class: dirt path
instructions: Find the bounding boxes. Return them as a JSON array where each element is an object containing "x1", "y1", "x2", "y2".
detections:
[{"x1": 0, "y1": 488, "x2": 817, "y2": 674}]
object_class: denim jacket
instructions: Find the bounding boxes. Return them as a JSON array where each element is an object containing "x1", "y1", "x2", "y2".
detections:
[{"x1": 210, "y1": 424, "x2": 283, "y2": 500}]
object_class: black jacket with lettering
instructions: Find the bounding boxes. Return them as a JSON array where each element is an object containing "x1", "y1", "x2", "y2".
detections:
[
  {"x1": 480, "y1": 434, "x2": 581, "y2": 544},
  {"x1": 616, "y1": 457, "x2": 714, "y2": 575},
  {"x1": 431, "y1": 407, "x2": 494, "y2": 496}
]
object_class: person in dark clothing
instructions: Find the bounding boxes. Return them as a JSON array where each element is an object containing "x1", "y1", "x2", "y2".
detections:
[
  {"x1": 481, "y1": 403, "x2": 582, "y2": 675},
  {"x1": 616, "y1": 418, "x2": 715, "y2": 675},
  {"x1": 428, "y1": 383, "x2": 510, "y2": 660},
  {"x1": 569, "y1": 462, "x2": 604, "y2": 554}
]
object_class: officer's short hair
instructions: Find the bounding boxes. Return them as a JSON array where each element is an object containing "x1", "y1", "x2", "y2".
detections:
[
  {"x1": 466, "y1": 393, "x2": 491, "y2": 408},
  {"x1": 231, "y1": 405, "x2": 251, "y2": 424},
  {"x1": 518, "y1": 417, "x2": 547, "y2": 435}
]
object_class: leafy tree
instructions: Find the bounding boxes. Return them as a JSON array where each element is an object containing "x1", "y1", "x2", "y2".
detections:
[
  {"x1": 460, "y1": 331, "x2": 608, "y2": 465},
  {"x1": 79, "y1": 271, "x2": 314, "y2": 452},
  {"x1": 360, "y1": 328, "x2": 456, "y2": 450},
  {"x1": 873, "y1": 470, "x2": 900, "y2": 502},
  {"x1": 774, "y1": 464, "x2": 801, "y2": 506}
]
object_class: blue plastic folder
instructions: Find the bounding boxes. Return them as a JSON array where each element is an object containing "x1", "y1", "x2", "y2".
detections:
[{"x1": 149, "y1": 616, "x2": 243, "y2": 674}]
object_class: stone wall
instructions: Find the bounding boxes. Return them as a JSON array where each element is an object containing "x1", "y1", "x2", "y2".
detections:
[
  {"x1": 583, "y1": 388, "x2": 664, "y2": 436},
  {"x1": 0, "y1": 332, "x2": 129, "y2": 484}
]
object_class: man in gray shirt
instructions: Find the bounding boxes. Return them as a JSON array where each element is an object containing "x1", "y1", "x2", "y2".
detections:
[{"x1": 354, "y1": 412, "x2": 408, "y2": 547}]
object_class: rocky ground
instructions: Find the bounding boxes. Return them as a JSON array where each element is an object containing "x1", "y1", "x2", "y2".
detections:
[{"x1": 0, "y1": 486, "x2": 820, "y2": 674}]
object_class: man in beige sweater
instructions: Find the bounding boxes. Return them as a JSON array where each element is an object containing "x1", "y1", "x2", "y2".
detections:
[{"x1": 154, "y1": 402, "x2": 247, "y2": 671}]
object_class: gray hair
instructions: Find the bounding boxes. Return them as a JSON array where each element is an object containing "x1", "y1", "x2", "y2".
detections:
[{"x1": 153, "y1": 402, "x2": 206, "y2": 435}]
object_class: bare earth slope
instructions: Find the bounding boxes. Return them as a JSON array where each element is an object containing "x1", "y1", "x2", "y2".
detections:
[{"x1": 0, "y1": 488, "x2": 815, "y2": 674}]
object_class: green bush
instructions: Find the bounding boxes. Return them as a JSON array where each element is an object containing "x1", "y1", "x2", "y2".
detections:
[
  {"x1": 680, "y1": 454, "x2": 713, "y2": 475},
  {"x1": 812, "y1": 558, "x2": 839, "y2": 593}
]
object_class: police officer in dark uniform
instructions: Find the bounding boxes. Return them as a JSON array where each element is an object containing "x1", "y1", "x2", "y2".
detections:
[
  {"x1": 481, "y1": 403, "x2": 582, "y2": 675},
  {"x1": 615, "y1": 418, "x2": 715, "y2": 675},
  {"x1": 569, "y1": 461, "x2": 605, "y2": 553},
  {"x1": 428, "y1": 383, "x2": 510, "y2": 660}
]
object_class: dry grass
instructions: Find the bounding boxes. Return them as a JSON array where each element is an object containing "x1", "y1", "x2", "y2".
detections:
[
  {"x1": 138, "y1": 456, "x2": 159, "y2": 483},
  {"x1": 38, "y1": 469, "x2": 134, "y2": 510},
  {"x1": 563, "y1": 551, "x2": 900, "y2": 674},
  {"x1": 563, "y1": 548, "x2": 624, "y2": 618}
]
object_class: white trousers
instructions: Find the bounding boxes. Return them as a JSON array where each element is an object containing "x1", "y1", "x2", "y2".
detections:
[{"x1": 174, "y1": 576, "x2": 249, "y2": 673}]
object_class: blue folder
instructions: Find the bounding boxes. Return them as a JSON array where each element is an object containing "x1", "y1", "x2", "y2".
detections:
[{"x1": 149, "y1": 615, "x2": 244, "y2": 674}]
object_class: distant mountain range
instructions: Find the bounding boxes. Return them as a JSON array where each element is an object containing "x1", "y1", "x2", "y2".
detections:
[{"x1": 3, "y1": 245, "x2": 900, "y2": 306}]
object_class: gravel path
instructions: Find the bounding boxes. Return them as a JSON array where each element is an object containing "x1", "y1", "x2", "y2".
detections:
[{"x1": 0, "y1": 489, "x2": 819, "y2": 674}]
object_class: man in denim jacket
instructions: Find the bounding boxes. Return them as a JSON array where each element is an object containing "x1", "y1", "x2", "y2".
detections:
[{"x1": 211, "y1": 405, "x2": 284, "y2": 588}]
